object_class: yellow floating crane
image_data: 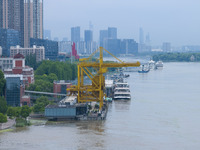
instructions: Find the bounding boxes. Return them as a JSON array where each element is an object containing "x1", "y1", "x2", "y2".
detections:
[{"x1": 67, "y1": 47, "x2": 140, "y2": 110}]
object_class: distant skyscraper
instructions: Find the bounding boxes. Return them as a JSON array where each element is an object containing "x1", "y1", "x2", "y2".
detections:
[
  {"x1": 71, "y1": 26, "x2": 80, "y2": 43},
  {"x1": 121, "y1": 39, "x2": 138, "y2": 54},
  {"x1": 54, "y1": 37, "x2": 59, "y2": 41},
  {"x1": 84, "y1": 30, "x2": 93, "y2": 54},
  {"x1": 162, "y1": 42, "x2": 171, "y2": 52},
  {"x1": 145, "y1": 33, "x2": 151, "y2": 45},
  {"x1": 99, "y1": 30, "x2": 108, "y2": 47},
  {"x1": 89, "y1": 21, "x2": 93, "y2": 31},
  {"x1": 84, "y1": 30, "x2": 93, "y2": 42},
  {"x1": 62, "y1": 37, "x2": 68, "y2": 41},
  {"x1": 145, "y1": 33, "x2": 151, "y2": 51},
  {"x1": 44, "y1": 30, "x2": 51, "y2": 40},
  {"x1": 104, "y1": 39, "x2": 121, "y2": 55},
  {"x1": 139, "y1": 27, "x2": 144, "y2": 44},
  {"x1": 108, "y1": 27, "x2": 117, "y2": 39}
]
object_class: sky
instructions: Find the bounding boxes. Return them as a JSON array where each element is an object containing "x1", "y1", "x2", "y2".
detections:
[{"x1": 44, "y1": 0, "x2": 200, "y2": 46}]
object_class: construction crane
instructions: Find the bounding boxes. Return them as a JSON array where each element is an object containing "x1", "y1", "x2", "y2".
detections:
[{"x1": 67, "y1": 47, "x2": 140, "y2": 110}]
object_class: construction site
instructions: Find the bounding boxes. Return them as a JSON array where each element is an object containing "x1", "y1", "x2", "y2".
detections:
[{"x1": 44, "y1": 47, "x2": 140, "y2": 120}]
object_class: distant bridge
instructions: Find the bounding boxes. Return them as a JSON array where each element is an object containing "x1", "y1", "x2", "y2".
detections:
[
  {"x1": 25, "y1": 90, "x2": 66, "y2": 101},
  {"x1": 25, "y1": 90, "x2": 66, "y2": 96}
]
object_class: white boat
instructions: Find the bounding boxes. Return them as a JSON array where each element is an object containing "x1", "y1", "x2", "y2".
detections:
[
  {"x1": 113, "y1": 82, "x2": 131, "y2": 100},
  {"x1": 155, "y1": 61, "x2": 163, "y2": 69},
  {"x1": 148, "y1": 60, "x2": 155, "y2": 70}
]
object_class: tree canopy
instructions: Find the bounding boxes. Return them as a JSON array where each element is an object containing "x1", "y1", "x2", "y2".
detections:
[
  {"x1": 25, "y1": 53, "x2": 42, "y2": 70},
  {"x1": 0, "y1": 70, "x2": 6, "y2": 96},
  {"x1": 0, "y1": 97, "x2": 7, "y2": 114},
  {"x1": 33, "y1": 96, "x2": 52, "y2": 113},
  {"x1": 0, "y1": 113, "x2": 7, "y2": 123},
  {"x1": 35, "y1": 60, "x2": 77, "y2": 80},
  {"x1": 27, "y1": 61, "x2": 77, "y2": 92},
  {"x1": 20, "y1": 105, "x2": 31, "y2": 119}
]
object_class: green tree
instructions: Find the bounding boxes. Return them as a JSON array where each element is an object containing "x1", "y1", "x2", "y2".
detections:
[
  {"x1": 14, "y1": 107, "x2": 21, "y2": 117},
  {"x1": 33, "y1": 96, "x2": 50, "y2": 113},
  {"x1": 7, "y1": 107, "x2": 16, "y2": 118},
  {"x1": 48, "y1": 73, "x2": 58, "y2": 83},
  {"x1": 0, "y1": 70, "x2": 6, "y2": 96},
  {"x1": 33, "y1": 103, "x2": 45, "y2": 113},
  {"x1": 20, "y1": 106, "x2": 31, "y2": 119},
  {"x1": 0, "y1": 113, "x2": 7, "y2": 123},
  {"x1": 25, "y1": 53, "x2": 42, "y2": 70},
  {"x1": 0, "y1": 96, "x2": 7, "y2": 114}
]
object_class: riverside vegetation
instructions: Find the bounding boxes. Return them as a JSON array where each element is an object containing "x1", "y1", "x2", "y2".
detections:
[
  {"x1": 153, "y1": 52, "x2": 200, "y2": 62},
  {"x1": 27, "y1": 60, "x2": 77, "y2": 93}
]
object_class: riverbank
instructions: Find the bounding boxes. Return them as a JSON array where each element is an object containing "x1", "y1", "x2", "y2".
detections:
[{"x1": 0, "y1": 118, "x2": 15, "y2": 130}]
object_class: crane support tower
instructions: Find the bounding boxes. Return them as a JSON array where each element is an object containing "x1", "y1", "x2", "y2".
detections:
[{"x1": 67, "y1": 47, "x2": 140, "y2": 110}]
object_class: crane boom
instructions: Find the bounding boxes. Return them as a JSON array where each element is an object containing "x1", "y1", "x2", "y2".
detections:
[{"x1": 67, "y1": 47, "x2": 140, "y2": 110}]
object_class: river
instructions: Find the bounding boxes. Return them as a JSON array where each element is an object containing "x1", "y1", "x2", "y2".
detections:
[{"x1": 0, "y1": 62, "x2": 200, "y2": 150}]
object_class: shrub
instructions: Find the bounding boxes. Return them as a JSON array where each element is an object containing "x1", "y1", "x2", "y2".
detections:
[{"x1": 0, "y1": 113, "x2": 7, "y2": 123}]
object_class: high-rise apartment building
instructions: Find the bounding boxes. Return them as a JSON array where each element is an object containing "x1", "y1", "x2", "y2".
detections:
[
  {"x1": 0, "y1": 0, "x2": 24, "y2": 47},
  {"x1": 0, "y1": 0, "x2": 3, "y2": 28},
  {"x1": 0, "y1": 28, "x2": 20, "y2": 56},
  {"x1": 24, "y1": 0, "x2": 43, "y2": 47},
  {"x1": 0, "y1": 0, "x2": 43, "y2": 48},
  {"x1": 108, "y1": 27, "x2": 117, "y2": 39}
]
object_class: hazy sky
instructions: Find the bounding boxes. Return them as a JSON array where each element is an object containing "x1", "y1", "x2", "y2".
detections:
[{"x1": 44, "y1": 0, "x2": 200, "y2": 46}]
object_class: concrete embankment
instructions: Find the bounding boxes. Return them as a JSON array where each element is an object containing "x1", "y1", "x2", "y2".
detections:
[{"x1": 0, "y1": 118, "x2": 16, "y2": 130}]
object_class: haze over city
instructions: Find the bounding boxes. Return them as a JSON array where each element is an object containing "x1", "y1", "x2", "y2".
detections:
[{"x1": 44, "y1": 0, "x2": 200, "y2": 46}]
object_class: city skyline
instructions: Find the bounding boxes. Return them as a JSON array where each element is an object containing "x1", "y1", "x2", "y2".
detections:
[{"x1": 44, "y1": 0, "x2": 200, "y2": 46}]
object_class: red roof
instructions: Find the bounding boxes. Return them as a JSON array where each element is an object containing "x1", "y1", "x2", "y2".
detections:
[{"x1": 14, "y1": 53, "x2": 25, "y2": 59}]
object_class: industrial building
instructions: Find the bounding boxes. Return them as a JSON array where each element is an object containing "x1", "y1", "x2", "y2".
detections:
[{"x1": 45, "y1": 96, "x2": 87, "y2": 120}]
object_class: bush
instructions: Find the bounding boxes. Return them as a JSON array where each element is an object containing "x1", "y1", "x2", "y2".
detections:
[
  {"x1": 20, "y1": 106, "x2": 31, "y2": 119},
  {"x1": 33, "y1": 96, "x2": 52, "y2": 113},
  {"x1": 0, "y1": 113, "x2": 7, "y2": 123},
  {"x1": 7, "y1": 107, "x2": 16, "y2": 118},
  {"x1": 15, "y1": 118, "x2": 30, "y2": 127},
  {"x1": 0, "y1": 96, "x2": 7, "y2": 114}
]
